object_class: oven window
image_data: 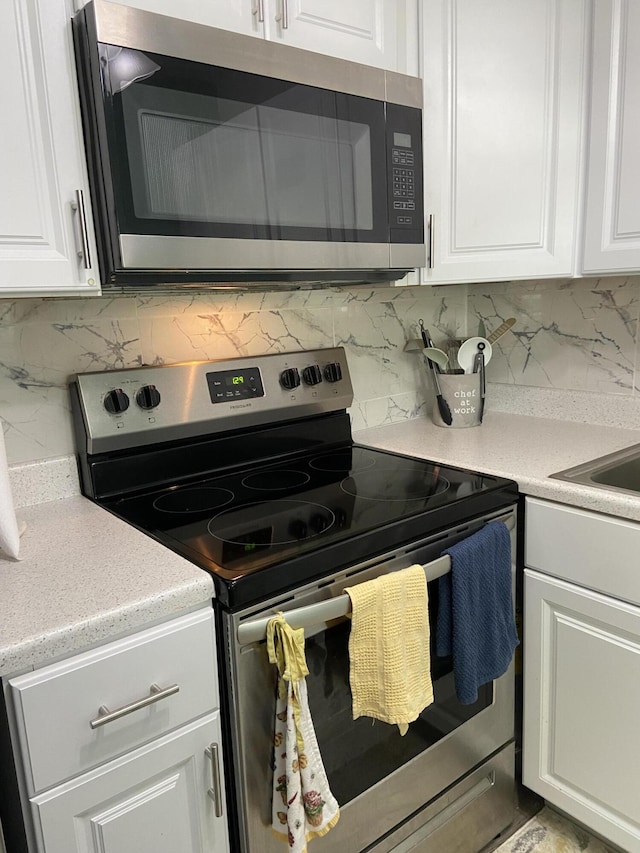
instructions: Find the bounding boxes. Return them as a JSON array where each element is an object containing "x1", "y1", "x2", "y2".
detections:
[
  {"x1": 100, "y1": 45, "x2": 387, "y2": 243},
  {"x1": 304, "y1": 582, "x2": 493, "y2": 805}
]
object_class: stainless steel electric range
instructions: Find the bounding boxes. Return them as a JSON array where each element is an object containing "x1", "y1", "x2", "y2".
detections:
[{"x1": 71, "y1": 347, "x2": 519, "y2": 853}]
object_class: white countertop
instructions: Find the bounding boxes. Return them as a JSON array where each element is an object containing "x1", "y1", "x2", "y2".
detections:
[
  {"x1": 3, "y1": 409, "x2": 639, "y2": 680},
  {"x1": 355, "y1": 411, "x2": 640, "y2": 522},
  {"x1": 0, "y1": 496, "x2": 213, "y2": 678}
]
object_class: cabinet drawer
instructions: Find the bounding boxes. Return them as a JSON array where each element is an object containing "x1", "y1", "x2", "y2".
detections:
[
  {"x1": 9, "y1": 608, "x2": 218, "y2": 795},
  {"x1": 524, "y1": 497, "x2": 640, "y2": 606}
]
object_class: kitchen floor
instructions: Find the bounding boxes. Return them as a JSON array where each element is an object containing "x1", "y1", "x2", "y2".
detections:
[{"x1": 490, "y1": 806, "x2": 619, "y2": 853}]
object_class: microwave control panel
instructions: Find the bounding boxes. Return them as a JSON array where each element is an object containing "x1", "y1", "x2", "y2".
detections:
[{"x1": 386, "y1": 104, "x2": 423, "y2": 244}]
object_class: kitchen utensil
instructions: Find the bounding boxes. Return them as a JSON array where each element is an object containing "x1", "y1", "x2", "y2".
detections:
[
  {"x1": 473, "y1": 343, "x2": 486, "y2": 422},
  {"x1": 422, "y1": 347, "x2": 449, "y2": 370},
  {"x1": 486, "y1": 317, "x2": 516, "y2": 345},
  {"x1": 419, "y1": 320, "x2": 453, "y2": 426},
  {"x1": 457, "y1": 336, "x2": 493, "y2": 374}
]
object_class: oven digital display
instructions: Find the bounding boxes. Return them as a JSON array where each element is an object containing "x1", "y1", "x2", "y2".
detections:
[{"x1": 206, "y1": 367, "x2": 264, "y2": 404}]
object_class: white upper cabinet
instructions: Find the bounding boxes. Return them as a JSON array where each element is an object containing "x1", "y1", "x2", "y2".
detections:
[
  {"x1": 261, "y1": 0, "x2": 415, "y2": 73},
  {"x1": 420, "y1": 0, "x2": 589, "y2": 284},
  {"x1": 582, "y1": 0, "x2": 640, "y2": 274},
  {"x1": 75, "y1": 0, "x2": 419, "y2": 74},
  {"x1": 0, "y1": 0, "x2": 100, "y2": 297}
]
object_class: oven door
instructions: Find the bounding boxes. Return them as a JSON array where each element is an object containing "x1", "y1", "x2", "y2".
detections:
[{"x1": 224, "y1": 507, "x2": 517, "y2": 853}]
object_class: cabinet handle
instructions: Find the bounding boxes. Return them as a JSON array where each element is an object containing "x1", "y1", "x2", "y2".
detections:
[
  {"x1": 89, "y1": 682, "x2": 179, "y2": 729},
  {"x1": 428, "y1": 213, "x2": 434, "y2": 269},
  {"x1": 205, "y1": 743, "x2": 224, "y2": 817},
  {"x1": 71, "y1": 189, "x2": 92, "y2": 270},
  {"x1": 252, "y1": 0, "x2": 264, "y2": 22},
  {"x1": 275, "y1": 0, "x2": 289, "y2": 29}
]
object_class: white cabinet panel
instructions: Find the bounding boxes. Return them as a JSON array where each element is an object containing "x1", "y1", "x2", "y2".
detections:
[
  {"x1": 10, "y1": 608, "x2": 218, "y2": 795},
  {"x1": 524, "y1": 497, "x2": 640, "y2": 607},
  {"x1": 582, "y1": 0, "x2": 640, "y2": 273},
  {"x1": 421, "y1": 0, "x2": 587, "y2": 284},
  {"x1": 266, "y1": 0, "x2": 409, "y2": 72},
  {"x1": 0, "y1": 0, "x2": 99, "y2": 296},
  {"x1": 523, "y1": 569, "x2": 640, "y2": 852},
  {"x1": 31, "y1": 713, "x2": 229, "y2": 853}
]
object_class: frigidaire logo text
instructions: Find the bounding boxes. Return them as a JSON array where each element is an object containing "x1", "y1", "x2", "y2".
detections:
[{"x1": 230, "y1": 403, "x2": 253, "y2": 410}]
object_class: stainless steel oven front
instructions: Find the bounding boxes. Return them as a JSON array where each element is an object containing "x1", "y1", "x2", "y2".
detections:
[{"x1": 223, "y1": 505, "x2": 517, "y2": 853}]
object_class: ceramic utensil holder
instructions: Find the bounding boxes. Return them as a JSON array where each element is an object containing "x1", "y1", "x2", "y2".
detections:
[{"x1": 432, "y1": 373, "x2": 483, "y2": 428}]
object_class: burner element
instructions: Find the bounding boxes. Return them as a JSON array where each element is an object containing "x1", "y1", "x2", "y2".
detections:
[
  {"x1": 340, "y1": 467, "x2": 450, "y2": 502},
  {"x1": 242, "y1": 469, "x2": 310, "y2": 491},
  {"x1": 153, "y1": 486, "x2": 235, "y2": 514}
]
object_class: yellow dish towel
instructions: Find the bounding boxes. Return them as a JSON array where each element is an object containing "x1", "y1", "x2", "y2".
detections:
[{"x1": 345, "y1": 564, "x2": 433, "y2": 735}]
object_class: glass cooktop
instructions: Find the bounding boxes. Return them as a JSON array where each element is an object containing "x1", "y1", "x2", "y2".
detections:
[{"x1": 101, "y1": 444, "x2": 517, "y2": 609}]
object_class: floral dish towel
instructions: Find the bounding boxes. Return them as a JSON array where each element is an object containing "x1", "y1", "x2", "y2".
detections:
[{"x1": 267, "y1": 612, "x2": 340, "y2": 852}]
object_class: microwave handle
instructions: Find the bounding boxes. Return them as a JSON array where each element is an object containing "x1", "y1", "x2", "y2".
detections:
[{"x1": 237, "y1": 512, "x2": 515, "y2": 646}]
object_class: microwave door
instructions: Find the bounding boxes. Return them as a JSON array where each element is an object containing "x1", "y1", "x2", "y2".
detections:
[{"x1": 99, "y1": 48, "x2": 392, "y2": 272}]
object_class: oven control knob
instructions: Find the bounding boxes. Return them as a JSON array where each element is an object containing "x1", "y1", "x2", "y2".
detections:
[
  {"x1": 302, "y1": 364, "x2": 323, "y2": 386},
  {"x1": 280, "y1": 367, "x2": 301, "y2": 390},
  {"x1": 103, "y1": 388, "x2": 129, "y2": 414},
  {"x1": 136, "y1": 384, "x2": 161, "y2": 410},
  {"x1": 323, "y1": 362, "x2": 342, "y2": 383},
  {"x1": 288, "y1": 518, "x2": 308, "y2": 540}
]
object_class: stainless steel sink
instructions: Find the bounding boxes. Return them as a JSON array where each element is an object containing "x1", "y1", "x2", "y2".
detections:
[{"x1": 552, "y1": 442, "x2": 640, "y2": 497}]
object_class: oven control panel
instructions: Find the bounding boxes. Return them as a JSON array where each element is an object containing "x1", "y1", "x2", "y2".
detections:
[{"x1": 72, "y1": 347, "x2": 353, "y2": 454}]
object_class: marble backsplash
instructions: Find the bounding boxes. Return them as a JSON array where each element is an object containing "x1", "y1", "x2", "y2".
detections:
[
  {"x1": 0, "y1": 285, "x2": 466, "y2": 465},
  {"x1": 1, "y1": 274, "x2": 640, "y2": 466}
]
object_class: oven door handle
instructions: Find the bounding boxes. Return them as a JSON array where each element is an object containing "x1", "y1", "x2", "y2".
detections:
[{"x1": 236, "y1": 513, "x2": 515, "y2": 646}]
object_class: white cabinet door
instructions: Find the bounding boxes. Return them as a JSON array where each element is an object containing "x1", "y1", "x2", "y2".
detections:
[
  {"x1": 264, "y1": 0, "x2": 417, "y2": 74},
  {"x1": 582, "y1": 0, "x2": 640, "y2": 274},
  {"x1": 31, "y1": 713, "x2": 229, "y2": 853},
  {"x1": 421, "y1": 0, "x2": 588, "y2": 284},
  {"x1": 0, "y1": 0, "x2": 99, "y2": 297},
  {"x1": 523, "y1": 569, "x2": 640, "y2": 852}
]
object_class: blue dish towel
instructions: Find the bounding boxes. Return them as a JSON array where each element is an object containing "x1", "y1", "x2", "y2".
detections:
[{"x1": 436, "y1": 520, "x2": 519, "y2": 705}]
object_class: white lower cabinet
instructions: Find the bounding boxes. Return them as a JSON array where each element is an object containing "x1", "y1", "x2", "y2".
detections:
[
  {"x1": 31, "y1": 713, "x2": 227, "y2": 853},
  {"x1": 523, "y1": 499, "x2": 640, "y2": 852},
  {"x1": 6, "y1": 607, "x2": 229, "y2": 853}
]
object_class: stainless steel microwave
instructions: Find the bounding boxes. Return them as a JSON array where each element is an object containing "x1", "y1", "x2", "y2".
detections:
[{"x1": 72, "y1": 1, "x2": 425, "y2": 288}]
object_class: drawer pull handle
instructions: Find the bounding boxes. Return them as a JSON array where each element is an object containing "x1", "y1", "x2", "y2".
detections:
[
  {"x1": 205, "y1": 743, "x2": 224, "y2": 817},
  {"x1": 89, "y1": 683, "x2": 179, "y2": 729}
]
